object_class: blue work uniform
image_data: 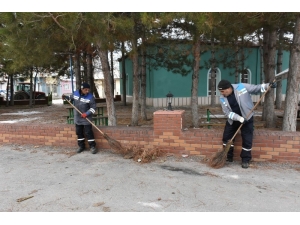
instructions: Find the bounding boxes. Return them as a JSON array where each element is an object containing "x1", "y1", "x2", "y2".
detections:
[{"x1": 68, "y1": 90, "x2": 97, "y2": 149}]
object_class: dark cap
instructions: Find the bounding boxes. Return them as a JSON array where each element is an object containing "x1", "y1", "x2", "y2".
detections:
[
  {"x1": 81, "y1": 83, "x2": 90, "y2": 89},
  {"x1": 218, "y1": 80, "x2": 231, "y2": 90}
]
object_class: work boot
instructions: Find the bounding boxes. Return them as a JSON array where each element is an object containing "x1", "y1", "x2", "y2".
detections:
[
  {"x1": 90, "y1": 146, "x2": 97, "y2": 154},
  {"x1": 226, "y1": 146, "x2": 234, "y2": 162},
  {"x1": 226, "y1": 157, "x2": 233, "y2": 162},
  {"x1": 77, "y1": 147, "x2": 85, "y2": 153},
  {"x1": 242, "y1": 162, "x2": 249, "y2": 169}
]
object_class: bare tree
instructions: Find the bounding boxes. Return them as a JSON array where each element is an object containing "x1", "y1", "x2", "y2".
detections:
[
  {"x1": 262, "y1": 27, "x2": 277, "y2": 128},
  {"x1": 275, "y1": 30, "x2": 284, "y2": 109},
  {"x1": 130, "y1": 25, "x2": 140, "y2": 126},
  {"x1": 121, "y1": 41, "x2": 127, "y2": 106},
  {"x1": 97, "y1": 42, "x2": 117, "y2": 126},
  {"x1": 110, "y1": 50, "x2": 114, "y2": 97},
  {"x1": 234, "y1": 43, "x2": 240, "y2": 83},
  {"x1": 191, "y1": 36, "x2": 201, "y2": 128},
  {"x1": 140, "y1": 44, "x2": 147, "y2": 120},
  {"x1": 74, "y1": 52, "x2": 81, "y2": 90},
  {"x1": 82, "y1": 52, "x2": 88, "y2": 83},
  {"x1": 210, "y1": 35, "x2": 216, "y2": 106},
  {"x1": 282, "y1": 15, "x2": 300, "y2": 131}
]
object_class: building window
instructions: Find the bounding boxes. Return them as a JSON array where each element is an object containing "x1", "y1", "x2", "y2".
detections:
[
  {"x1": 53, "y1": 85, "x2": 57, "y2": 93},
  {"x1": 64, "y1": 84, "x2": 70, "y2": 90},
  {"x1": 240, "y1": 69, "x2": 251, "y2": 83}
]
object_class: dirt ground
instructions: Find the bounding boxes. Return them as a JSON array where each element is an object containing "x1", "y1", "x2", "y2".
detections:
[{"x1": 0, "y1": 99, "x2": 294, "y2": 131}]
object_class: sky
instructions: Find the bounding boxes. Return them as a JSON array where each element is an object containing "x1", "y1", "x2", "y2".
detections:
[{"x1": 2, "y1": 1, "x2": 297, "y2": 12}]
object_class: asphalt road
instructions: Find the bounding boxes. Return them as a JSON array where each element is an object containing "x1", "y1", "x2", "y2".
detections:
[{"x1": 1, "y1": 143, "x2": 299, "y2": 213}]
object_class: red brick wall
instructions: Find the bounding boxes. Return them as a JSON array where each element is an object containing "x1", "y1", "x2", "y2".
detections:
[{"x1": 0, "y1": 109, "x2": 299, "y2": 163}]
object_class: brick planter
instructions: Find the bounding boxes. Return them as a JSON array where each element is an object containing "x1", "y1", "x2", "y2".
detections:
[{"x1": 0, "y1": 109, "x2": 299, "y2": 163}]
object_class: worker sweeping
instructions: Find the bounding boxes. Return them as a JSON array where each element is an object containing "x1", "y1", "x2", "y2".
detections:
[
  {"x1": 217, "y1": 79, "x2": 276, "y2": 169},
  {"x1": 62, "y1": 83, "x2": 97, "y2": 154}
]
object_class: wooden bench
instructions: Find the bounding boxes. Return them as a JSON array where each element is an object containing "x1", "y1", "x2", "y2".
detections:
[
  {"x1": 92, "y1": 116, "x2": 108, "y2": 126},
  {"x1": 199, "y1": 122, "x2": 265, "y2": 128},
  {"x1": 65, "y1": 105, "x2": 107, "y2": 125},
  {"x1": 66, "y1": 116, "x2": 108, "y2": 126}
]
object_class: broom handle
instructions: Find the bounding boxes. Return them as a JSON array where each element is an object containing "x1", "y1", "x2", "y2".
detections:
[
  {"x1": 64, "y1": 98, "x2": 106, "y2": 136},
  {"x1": 229, "y1": 79, "x2": 276, "y2": 142}
]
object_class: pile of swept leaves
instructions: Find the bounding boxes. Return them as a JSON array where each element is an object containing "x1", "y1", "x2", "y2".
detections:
[{"x1": 118, "y1": 144, "x2": 165, "y2": 163}]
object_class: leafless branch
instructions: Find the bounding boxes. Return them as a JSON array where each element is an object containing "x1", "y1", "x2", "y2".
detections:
[{"x1": 48, "y1": 12, "x2": 67, "y2": 32}]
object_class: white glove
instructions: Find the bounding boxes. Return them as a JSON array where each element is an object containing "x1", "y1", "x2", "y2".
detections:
[{"x1": 239, "y1": 117, "x2": 245, "y2": 123}]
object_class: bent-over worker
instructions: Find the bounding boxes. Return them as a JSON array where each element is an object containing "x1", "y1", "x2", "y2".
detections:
[{"x1": 217, "y1": 79, "x2": 276, "y2": 169}]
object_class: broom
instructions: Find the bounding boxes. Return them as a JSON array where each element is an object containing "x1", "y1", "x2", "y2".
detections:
[
  {"x1": 208, "y1": 79, "x2": 276, "y2": 169},
  {"x1": 64, "y1": 98, "x2": 125, "y2": 152}
]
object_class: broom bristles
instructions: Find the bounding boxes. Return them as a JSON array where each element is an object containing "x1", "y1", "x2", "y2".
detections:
[
  {"x1": 208, "y1": 141, "x2": 232, "y2": 169},
  {"x1": 103, "y1": 133, "x2": 125, "y2": 153}
]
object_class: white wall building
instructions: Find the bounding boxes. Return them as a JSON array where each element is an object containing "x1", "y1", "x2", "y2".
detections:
[{"x1": 93, "y1": 70, "x2": 120, "y2": 98}]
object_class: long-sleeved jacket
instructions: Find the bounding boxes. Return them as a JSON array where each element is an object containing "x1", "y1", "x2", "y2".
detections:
[
  {"x1": 68, "y1": 90, "x2": 96, "y2": 125},
  {"x1": 220, "y1": 83, "x2": 269, "y2": 125}
]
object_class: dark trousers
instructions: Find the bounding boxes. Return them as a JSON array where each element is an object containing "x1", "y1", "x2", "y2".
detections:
[
  {"x1": 222, "y1": 117, "x2": 254, "y2": 162},
  {"x1": 75, "y1": 124, "x2": 96, "y2": 149}
]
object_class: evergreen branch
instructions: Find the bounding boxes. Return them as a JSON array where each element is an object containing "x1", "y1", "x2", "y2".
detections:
[{"x1": 48, "y1": 12, "x2": 67, "y2": 32}]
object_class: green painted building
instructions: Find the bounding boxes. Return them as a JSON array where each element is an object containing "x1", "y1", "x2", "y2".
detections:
[{"x1": 119, "y1": 45, "x2": 290, "y2": 107}]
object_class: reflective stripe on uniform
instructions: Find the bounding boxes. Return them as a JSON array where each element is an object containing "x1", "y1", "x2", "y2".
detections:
[
  {"x1": 80, "y1": 98, "x2": 90, "y2": 103},
  {"x1": 239, "y1": 88, "x2": 247, "y2": 96},
  {"x1": 229, "y1": 112, "x2": 235, "y2": 119}
]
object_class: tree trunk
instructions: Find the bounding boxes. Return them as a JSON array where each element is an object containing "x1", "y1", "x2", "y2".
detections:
[
  {"x1": 74, "y1": 52, "x2": 81, "y2": 90},
  {"x1": 33, "y1": 68, "x2": 38, "y2": 106},
  {"x1": 210, "y1": 67, "x2": 216, "y2": 106},
  {"x1": 140, "y1": 45, "x2": 147, "y2": 120},
  {"x1": 9, "y1": 75, "x2": 14, "y2": 106},
  {"x1": 97, "y1": 44, "x2": 117, "y2": 126},
  {"x1": 87, "y1": 53, "x2": 97, "y2": 97},
  {"x1": 29, "y1": 68, "x2": 33, "y2": 107},
  {"x1": 282, "y1": 15, "x2": 300, "y2": 131},
  {"x1": 260, "y1": 44, "x2": 264, "y2": 107},
  {"x1": 262, "y1": 27, "x2": 277, "y2": 128},
  {"x1": 260, "y1": 45, "x2": 264, "y2": 83},
  {"x1": 92, "y1": 82, "x2": 99, "y2": 98},
  {"x1": 241, "y1": 39, "x2": 245, "y2": 83},
  {"x1": 131, "y1": 35, "x2": 140, "y2": 126},
  {"x1": 82, "y1": 51, "x2": 88, "y2": 83},
  {"x1": 121, "y1": 41, "x2": 127, "y2": 106},
  {"x1": 210, "y1": 36, "x2": 216, "y2": 106},
  {"x1": 191, "y1": 37, "x2": 201, "y2": 128},
  {"x1": 235, "y1": 44, "x2": 239, "y2": 83},
  {"x1": 275, "y1": 30, "x2": 284, "y2": 110},
  {"x1": 5, "y1": 78, "x2": 9, "y2": 106},
  {"x1": 110, "y1": 51, "x2": 114, "y2": 97},
  {"x1": 7, "y1": 76, "x2": 11, "y2": 106},
  {"x1": 262, "y1": 28, "x2": 269, "y2": 121}
]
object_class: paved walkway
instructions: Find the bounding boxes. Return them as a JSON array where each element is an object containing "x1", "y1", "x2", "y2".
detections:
[{"x1": 1, "y1": 144, "x2": 299, "y2": 214}]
